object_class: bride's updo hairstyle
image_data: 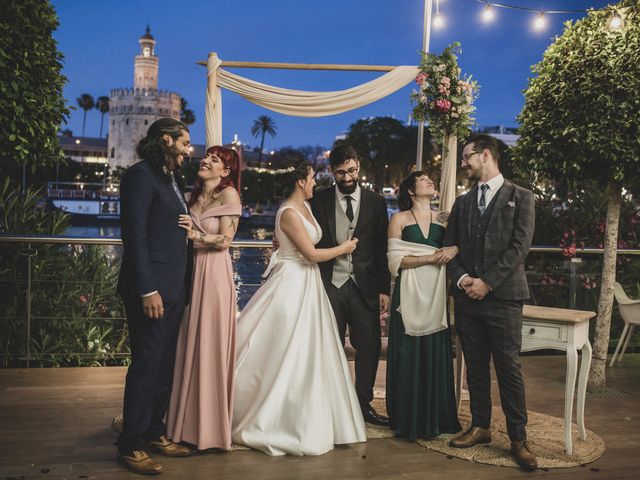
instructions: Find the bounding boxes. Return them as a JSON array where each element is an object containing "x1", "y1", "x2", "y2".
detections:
[
  {"x1": 279, "y1": 160, "x2": 313, "y2": 198},
  {"x1": 398, "y1": 171, "x2": 426, "y2": 211}
]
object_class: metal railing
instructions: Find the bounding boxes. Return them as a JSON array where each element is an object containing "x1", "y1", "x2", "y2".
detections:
[{"x1": 1, "y1": 234, "x2": 639, "y2": 367}]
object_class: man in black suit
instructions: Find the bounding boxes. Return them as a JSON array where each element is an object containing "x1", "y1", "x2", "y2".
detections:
[
  {"x1": 444, "y1": 134, "x2": 537, "y2": 470},
  {"x1": 309, "y1": 145, "x2": 390, "y2": 426},
  {"x1": 116, "y1": 118, "x2": 193, "y2": 474}
]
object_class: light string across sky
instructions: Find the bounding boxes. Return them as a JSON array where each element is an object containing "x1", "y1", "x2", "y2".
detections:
[{"x1": 431, "y1": 0, "x2": 625, "y2": 32}]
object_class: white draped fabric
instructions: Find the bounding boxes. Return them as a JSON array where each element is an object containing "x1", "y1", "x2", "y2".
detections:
[
  {"x1": 205, "y1": 53, "x2": 419, "y2": 147},
  {"x1": 387, "y1": 238, "x2": 448, "y2": 337},
  {"x1": 439, "y1": 132, "x2": 458, "y2": 213}
]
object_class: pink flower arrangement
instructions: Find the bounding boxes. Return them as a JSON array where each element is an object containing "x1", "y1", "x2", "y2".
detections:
[
  {"x1": 415, "y1": 72, "x2": 428, "y2": 85},
  {"x1": 434, "y1": 99, "x2": 452, "y2": 113},
  {"x1": 411, "y1": 42, "x2": 479, "y2": 141}
]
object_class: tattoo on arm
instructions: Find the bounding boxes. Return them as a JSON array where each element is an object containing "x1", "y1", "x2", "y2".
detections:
[
  {"x1": 227, "y1": 215, "x2": 239, "y2": 232},
  {"x1": 436, "y1": 211, "x2": 450, "y2": 224},
  {"x1": 210, "y1": 234, "x2": 231, "y2": 249}
]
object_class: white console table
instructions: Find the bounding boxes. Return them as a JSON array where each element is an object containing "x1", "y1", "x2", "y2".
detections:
[{"x1": 454, "y1": 305, "x2": 595, "y2": 456}]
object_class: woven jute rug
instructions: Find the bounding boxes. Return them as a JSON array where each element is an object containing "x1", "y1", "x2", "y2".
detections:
[
  {"x1": 369, "y1": 399, "x2": 605, "y2": 468},
  {"x1": 114, "y1": 400, "x2": 605, "y2": 467}
]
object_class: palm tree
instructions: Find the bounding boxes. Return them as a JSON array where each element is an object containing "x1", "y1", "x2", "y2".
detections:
[
  {"x1": 95, "y1": 96, "x2": 110, "y2": 138},
  {"x1": 180, "y1": 98, "x2": 196, "y2": 126},
  {"x1": 250, "y1": 115, "x2": 277, "y2": 167},
  {"x1": 76, "y1": 93, "x2": 95, "y2": 137}
]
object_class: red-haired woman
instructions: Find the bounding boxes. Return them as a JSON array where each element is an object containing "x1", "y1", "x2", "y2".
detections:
[{"x1": 167, "y1": 146, "x2": 242, "y2": 451}]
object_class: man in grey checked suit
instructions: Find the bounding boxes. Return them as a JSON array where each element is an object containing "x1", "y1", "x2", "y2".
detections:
[{"x1": 444, "y1": 134, "x2": 538, "y2": 471}]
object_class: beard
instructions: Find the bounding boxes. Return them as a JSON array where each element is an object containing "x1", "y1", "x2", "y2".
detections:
[
  {"x1": 336, "y1": 178, "x2": 358, "y2": 195},
  {"x1": 165, "y1": 144, "x2": 186, "y2": 171},
  {"x1": 464, "y1": 167, "x2": 480, "y2": 182}
]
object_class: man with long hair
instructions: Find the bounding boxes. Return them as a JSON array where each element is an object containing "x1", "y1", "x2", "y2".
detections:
[{"x1": 116, "y1": 118, "x2": 193, "y2": 474}]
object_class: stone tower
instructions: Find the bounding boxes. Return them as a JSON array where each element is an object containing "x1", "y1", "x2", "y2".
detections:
[{"x1": 108, "y1": 27, "x2": 182, "y2": 169}]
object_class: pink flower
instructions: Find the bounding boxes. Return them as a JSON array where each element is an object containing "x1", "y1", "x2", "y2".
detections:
[
  {"x1": 80, "y1": 295, "x2": 88, "y2": 303},
  {"x1": 434, "y1": 99, "x2": 452, "y2": 113},
  {"x1": 415, "y1": 72, "x2": 428, "y2": 85}
]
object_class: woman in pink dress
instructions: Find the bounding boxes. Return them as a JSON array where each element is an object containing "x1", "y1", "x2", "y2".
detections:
[{"x1": 167, "y1": 145, "x2": 242, "y2": 451}]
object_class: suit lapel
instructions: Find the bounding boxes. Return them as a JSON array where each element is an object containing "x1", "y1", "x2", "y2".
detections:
[
  {"x1": 325, "y1": 186, "x2": 337, "y2": 245},
  {"x1": 485, "y1": 180, "x2": 513, "y2": 225},
  {"x1": 163, "y1": 177, "x2": 185, "y2": 213},
  {"x1": 465, "y1": 186, "x2": 477, "y2": 238},
  {"x1": 352, "y1": 189, "x2": 370, "y2": 239}
]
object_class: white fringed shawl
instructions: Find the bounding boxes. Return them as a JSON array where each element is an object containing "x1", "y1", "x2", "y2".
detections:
[{"x1": 387, "y1": 238, "x2": 448, "y2": 336}]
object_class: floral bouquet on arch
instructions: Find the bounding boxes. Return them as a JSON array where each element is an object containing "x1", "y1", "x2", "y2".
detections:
[{"x1": 411, "y1": 42, "x2": 479, "y2": 142}]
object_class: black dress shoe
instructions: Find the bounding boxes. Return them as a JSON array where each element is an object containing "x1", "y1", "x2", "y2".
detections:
[{"x1": 362, "y1": 404, "x2": 390, "y2": 427}]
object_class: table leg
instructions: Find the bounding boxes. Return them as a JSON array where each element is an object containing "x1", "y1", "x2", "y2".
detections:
[
  {"x1": 576, "y1": 341, "x2": 592, "y2": 441},
  {"x1": 565, "y1": 347, "x2": 578, "y2": 455}
]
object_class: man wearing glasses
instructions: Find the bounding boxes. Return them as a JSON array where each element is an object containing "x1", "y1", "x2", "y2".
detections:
[
  {"x1": 310, "y1": 145, "x2": 391, "y2": 426},
  {"x1": 444, "y1": 134, "x2": 537, "y2": 470}
]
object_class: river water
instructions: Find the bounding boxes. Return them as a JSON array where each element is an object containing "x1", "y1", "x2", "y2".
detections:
[{"x1": 64, "y1": 220, "x2": 275, "y2": 308}]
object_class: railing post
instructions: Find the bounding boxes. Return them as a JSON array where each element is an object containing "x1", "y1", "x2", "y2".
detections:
[
  {"x1": 26, "y1": 242, "x2": 32, "y2": 368},
  {"x1": 569, "y1": 257, "x2": 582, "y2": 309}
]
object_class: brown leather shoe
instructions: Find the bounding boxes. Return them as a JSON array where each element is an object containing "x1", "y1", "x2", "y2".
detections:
[
  {"x1": 449, "y1": 426, "x2": 492, "y2": 448},
  {"x1": 511, "y1": 441, "x2": 537, "y2": 471},
  {"x1": 117, "y1": 450, "x2": 162, "y2": 475},
  {"x1": 147, "y1": 435, "x2": 192, "y2": 457}
]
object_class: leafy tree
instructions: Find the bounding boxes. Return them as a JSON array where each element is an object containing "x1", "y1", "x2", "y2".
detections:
[
  {"x1": 95, "y1": 96, "x2": 109, "y2": 138},
  {"x1": 0, "y1": 0, "x2": 68, "y2": 179},
  {"x1": 512, "y1": 1, "x2": 640, "y2": 390},
  {"x1": 297, "y1": 145, "x2": 327, "y2": 165},
  {"x1": 250, "y1": 115, "x2": 277, "y2": 167},
  {"x1": 76, "y1": 93, "x2": 94, "y2": 137},
  {"x1": 180, "y1": 98, "x2": 195, "y2": 126},
  {"x1": 272, "y1": 146, "x2": 306, "y2": 167},
  {"x1": 335, "y1": 117, "x2": 435, "y2": 190}
]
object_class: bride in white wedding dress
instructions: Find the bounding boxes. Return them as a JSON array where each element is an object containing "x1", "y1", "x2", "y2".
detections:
[{"x1": 232, "y1": 161, "x2": 367, "y2": 456}]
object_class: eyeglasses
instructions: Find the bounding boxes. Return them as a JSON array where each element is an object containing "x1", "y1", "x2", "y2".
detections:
[
  {"x1": 462, "y1": 151, "x2": 482, "y2": 162},
  {"x1": 334, "y1": 167, "x2": 359, "y2": 178}
]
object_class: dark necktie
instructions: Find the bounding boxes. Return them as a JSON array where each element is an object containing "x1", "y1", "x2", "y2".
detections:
[
  {"x1": 345, "y1": 195, "x2": 354, "y2": 223},
  {"x1": 169, "y1": 172, "x2": 188, "y2": 213},
  {"x1": 478, "y1": 184, "x2": 489, "y2": 215}
]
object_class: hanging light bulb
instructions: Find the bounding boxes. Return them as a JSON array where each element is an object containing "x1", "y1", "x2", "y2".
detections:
[
  {"x1": 533, "y1": 12, "x2": 546, "y2": 30},
  {"x1": 433, "y1": 0, "x2": 444, "y2": 29},
  {"x1": 482, "y1": 4, "x2": 495, "y2": 23},
  {"x1": 608, "y1": 12, "x2": 624, "y2": 31}
]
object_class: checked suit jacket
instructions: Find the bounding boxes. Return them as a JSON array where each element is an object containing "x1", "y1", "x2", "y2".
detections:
[{"x1": 443, "y1": 179, "x2": 535, "y2": 300}]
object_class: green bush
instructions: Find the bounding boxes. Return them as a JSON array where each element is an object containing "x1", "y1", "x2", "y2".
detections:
[{"x1": 0, "y1": 179, "x2": 128, "y2": 367}]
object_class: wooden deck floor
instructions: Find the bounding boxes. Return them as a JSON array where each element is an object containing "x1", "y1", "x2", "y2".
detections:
[{"x1": 0, "y1": 355, "x2": 639, "y2": 479}]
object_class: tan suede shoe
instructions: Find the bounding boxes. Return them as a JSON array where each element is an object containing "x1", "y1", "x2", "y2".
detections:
[
  {"x1": 147, "y1": 435, "x2": 192, "y2": 457},
  {"x1": 511, "y1": 440, "x2": 538, "y2": 471},
  {"x1": 117, "y1": 450, "x2": 162, "y2": 475},
  {"x1": 449, "y1": 426, "x2": 492, "y2": 448}
]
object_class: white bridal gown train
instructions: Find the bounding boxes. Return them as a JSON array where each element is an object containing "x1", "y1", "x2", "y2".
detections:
[{"x1": 232, "y1": 202, "x2": 366, "y2": 456}]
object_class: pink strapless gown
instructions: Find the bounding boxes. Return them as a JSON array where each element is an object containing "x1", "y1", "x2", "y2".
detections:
[{"x1": 167, "y1": 203, "x2": 241, "y2": 450}]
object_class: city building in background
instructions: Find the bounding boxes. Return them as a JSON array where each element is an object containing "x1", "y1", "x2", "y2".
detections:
[{"x1": 108, "y1": 27, "x2": 182, "y2": 169}]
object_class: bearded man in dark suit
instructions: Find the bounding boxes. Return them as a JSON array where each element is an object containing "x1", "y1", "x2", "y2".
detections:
[
  {"x1": 309, "y1": 145, "x2": 391, "y2": 427},
  {"x1": 116, "y1": 118, "x2": 193, "y2": 474},
  {"x1": 444, "y1": 134, "x2": 538, "y2": 471}
]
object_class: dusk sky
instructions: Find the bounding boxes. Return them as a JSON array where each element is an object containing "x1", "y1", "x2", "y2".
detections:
[{"x1": 52, "y1": 0, "x2": 611, "y2": 150}]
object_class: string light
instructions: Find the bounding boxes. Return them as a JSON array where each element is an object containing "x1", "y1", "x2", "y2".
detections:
[
  {"x1": 435, "y1": 1, "x2": 633, "y2": 33},
  {"x1": 608, "y1": 12, "x2": 624, "y2": 31},
  {"x1": 482, "y1": 4, "x2": 495, "y2": 23},
  {"x1": 433, "y1": 0, "x2": 445, "y2": 29},
  {"x1": 533, "y1": 12, "x2": 546, "y2": 31}
]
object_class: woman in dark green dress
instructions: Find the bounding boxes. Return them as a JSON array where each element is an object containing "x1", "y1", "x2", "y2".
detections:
[{"x1": 386, "y1": 172, "x2": 461, "y2": 440}]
